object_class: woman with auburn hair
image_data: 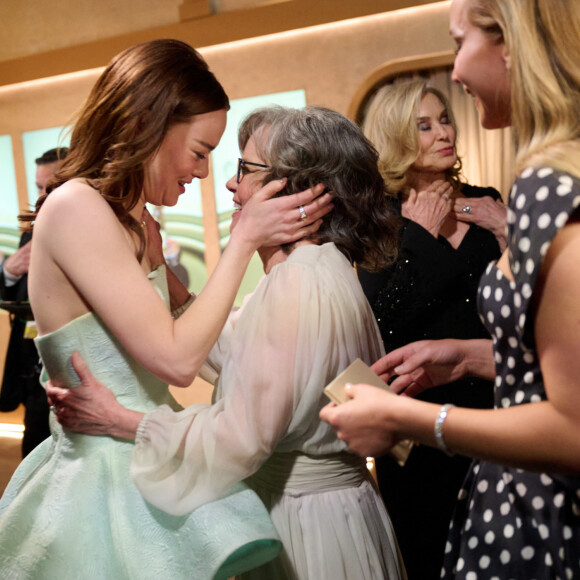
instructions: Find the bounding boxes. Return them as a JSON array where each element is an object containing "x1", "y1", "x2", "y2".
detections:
[
  {"x1": 0, "y1": 39, "x2": 331, "y2": 579},
  {"x1": 357, "y1": 77, "x2": 505, "y2": 579},
  {"x1": 322, "y1": 1, "x2": 580, "y2": 577},
  {"x1": 47, "y1": 105, "x2": 406, "y2": 580}
]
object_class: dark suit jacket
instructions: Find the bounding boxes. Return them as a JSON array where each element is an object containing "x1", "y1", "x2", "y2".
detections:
[{"x1": 0, "y1": 231, "x2": 41, "y2": 412}]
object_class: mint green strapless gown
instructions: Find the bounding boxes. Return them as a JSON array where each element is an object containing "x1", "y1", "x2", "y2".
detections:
[{"x1": 0, "y1": 266, "x2": 281, "y2": 580}]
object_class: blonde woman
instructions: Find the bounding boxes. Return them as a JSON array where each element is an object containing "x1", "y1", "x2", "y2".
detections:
[
  {"x1": 322, "y1": 1, "x2": 580, "y2": 577},
  {"x1": 358, "y1": 78, "x2": 505, "y2": 579}
]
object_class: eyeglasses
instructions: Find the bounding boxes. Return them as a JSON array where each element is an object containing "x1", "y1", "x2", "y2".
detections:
[{"x1": 237, "y1": 158, "x2": 271, "y2": 183}]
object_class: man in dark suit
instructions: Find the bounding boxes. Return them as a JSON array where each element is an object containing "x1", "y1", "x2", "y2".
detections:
[{"x1": 0, "y1": 147, "x2": 68, "y2": 457}]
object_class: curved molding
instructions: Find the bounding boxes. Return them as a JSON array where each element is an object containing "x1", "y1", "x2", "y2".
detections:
[{"x1": 347, "y1": 50, "x2": 455, "y2": 124}]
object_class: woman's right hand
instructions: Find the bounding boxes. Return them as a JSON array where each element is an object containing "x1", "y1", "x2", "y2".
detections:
[
  {"x1": 234, "y1": 179, "x2": 333, "y2": 248},
  {"x1": 46, "y1": 352, "x2": 143, "y2": 439},
  {"x1": 371, "y1": 339, "x2": 489, "y2": 397},
  {"x1": 401, "y1": 180, "x2": 453, "y2": 238}
]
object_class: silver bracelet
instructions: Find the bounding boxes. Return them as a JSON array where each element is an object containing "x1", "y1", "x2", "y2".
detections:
[{"x1": 434, "y1": 403, "x2": 456, "y2": 456}]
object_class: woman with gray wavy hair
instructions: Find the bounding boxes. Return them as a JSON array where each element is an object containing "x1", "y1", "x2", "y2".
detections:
[{"x1": 47, "y1": 105, "x2": 406, "y2": 579}]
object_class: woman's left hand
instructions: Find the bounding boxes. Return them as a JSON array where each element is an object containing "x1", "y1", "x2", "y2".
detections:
[
  {"x1": 320, "y1": 384, "x2": 402, "y2": 457},
  {"x1": 46, "y1": 352, "x2": 142, "y2": 439},
  {"x1": 454, "y1": 195, "x2": 507, "y2": 250},
  {"x1": 237, "y1": 179, "x2": 334, "y2": 248}
]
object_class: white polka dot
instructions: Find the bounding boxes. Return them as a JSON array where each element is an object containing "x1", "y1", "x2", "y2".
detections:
[
  {"x1": 521, "y1": 168, "x2": 534, "y2": 179},
  {"x1": 468, "y1": 535, "x2": 479, "y2": 549},
  {"x1": 538, "y1": 167, "x2": 554, "y2": 178},
  {"x1": 519, "y1": 237, "x2": 531, "y2": 253},
  {"x1": 545, "y1": 552, "x2": 553, "y2": 566},
  {"x1": 557, "y1": 180, "x2": 572, "y2": 196},
  {"x1": 456, "y1": 557, "x2": 465, "y2": 571},
  {"x1": 555, "y1": 212, "x2": 569, "y2": 228},
  {"x1": 505, "y1": 374, "x2": 516, "y2": 385},
  {"x1": 538, "y1": 213, "x2": 551, "y2": 229},
  {"x1": 501, "y1": 397, "x2": 510, "y2": 408},
  {"x1": 484, "y1": 530, "x2": 495, "y2": 544},
  {"x1": 523, "y1": 352, "x2": 534, "y2": 364},
  {"x1": 508, "y1": 336, "x2": 518, "y2": 348},
  {"x1": 479, "y1": 555, "x2": 491, "y2": 569},
  {"x1": 540, "y1": 473, "x2": 553, "y2": 486},
  {"x1": 540, "y1": 241, "x2": 550, "y2": 256},
  {"x1": 507, "y1": 357, "x2": 516, "y2": 369},
  {"x1": 522, "y1": 283, "x2": 532, "y2": 299},
  {"x1": 495, "y1": 326, "x2": 503, "y2": 338},
  {"x1": 563, "y1": 526, "x2": 572, "y2": 540},
  {"x1": 524, "y1": 371, "x2": 534, "y2": 384},
  {"x1": 525, "y1": 258, "x2": 535, "y2": 274},
  {"x1": 554, "y1": 493, "x2": 565, "y2": 508},
  {"x1": 574, "y1": 195, "x2": 580, "y2": 208},
  {"x1": 501, "y1": 305, "x2": 511, "y2": 318},
  {"x1": 566, "y1": 568, "x2": 574, "y2": 579},
  {"x1": 519, "y1": 312, "x2": 526, "y2": 328},
  {"x1": 496, "y1": 479, "x2": 505, "y2": 493},
  {"x1": 465, "y1": 517, "x2": 472, "y2": 531},
  {"x1": 535, "y1": 186, "x2": 549, "y2": 201},
  {"x1": 517, "y1": 193, "x2": 528, "y2": 208},
  {"x1": 483, "y1": 509, "x2": 493, "y2": 523},
  {"x1": 494, "y1": 351, "x2": 502, "y2": 364},
  {"x1": 539, "y1": 524, "x2": 550, "y2": 539},
  {"x1": 494, "y1": 288, "x2": 503, "y2": 301},
  {"x1": 515, "y1": 390, "x2": 525, "y2": 403},
  {"x1": 519, "y1": 214, "x2": 530, "y2": 229},
  {"x1": 521, "y1": 546, "x2": 535, "y2": 560},
  {"x1": 445, "y1": 541, "x2": 452, "y2": 554},
  {"x1": 465, "y1": 572, "x2": 477, "y2": 580},
  {"x1": 559, "y1": 174, "x2": 573, "y2": 187},
  {"x1": 500, "y1": 549, "x2": 511, "y2": 564},
  {"x1": 531, "y1": 394, "x2": 542, "y2": 403},
  {"x1": 487, "y1": 312, "x2": 495, "y2": 324},
  {"x1": 516, "y1": 483, "x2": 527, "y2": 497},
  {"x1": 504, "y1": 524, "x2": 515, "y2": 538},
  {"x1": 532, "y1": 496, "x2": 545, "y2": 510},
  {"x1": 507, "y1": 208, "x2": 516, "y2": 225},
  {"x1": 503, "y1": 472, "x2": 513, "y2": 484},
  {"x1": 483, "y1": 285, "x2": 491, "y2": 299},
  {"x1": 477, "y1": 480, "x2": 489, "y2": 493},
  {"x1": 516, "y1": 516, "x2": 523, "y2": 528}
]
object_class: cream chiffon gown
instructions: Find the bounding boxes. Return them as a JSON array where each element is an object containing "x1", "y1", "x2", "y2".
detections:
[{"x1": 132, "y1": 243, "x2": 406, "y2": 579}]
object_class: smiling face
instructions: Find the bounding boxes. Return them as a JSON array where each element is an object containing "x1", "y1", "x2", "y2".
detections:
[
  {"x1": 226, "y1": 133, "x2": 270, "y2": 232},
  {"x1": 450, "y1": 0, "x2": 511, "y2": 129},
  {"x1": 410, "y1": 91, "x2": 457, "y2": 179},
  {"x1": 143, "y1": 109, "x2": 227, "y2": 206}
]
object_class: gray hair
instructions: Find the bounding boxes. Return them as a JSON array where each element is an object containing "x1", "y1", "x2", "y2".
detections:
[{"x1": 238, "y1": 105, "x2": 400, "y2": 271}]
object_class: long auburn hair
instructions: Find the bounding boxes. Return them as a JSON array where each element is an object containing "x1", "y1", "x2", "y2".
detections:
[{"x1": 22, "y1": 39, "x2": 229, "y2": 260}]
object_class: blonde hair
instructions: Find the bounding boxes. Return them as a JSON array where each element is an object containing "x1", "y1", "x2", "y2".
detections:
[
  {"x1": 468, "y1": 0, "x2": 580, "y2": 176},
  {"x1": 361, "y1": 78, "x2": 463, "y2": 196}
]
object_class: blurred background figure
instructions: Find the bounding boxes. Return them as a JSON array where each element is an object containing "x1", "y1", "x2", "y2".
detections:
[
  {"x1": 358, "y1": 79, "x2": 505, "y2": 579},
  {"x1": 0, "y1": 147, "x2": 68, "y2": 457}
]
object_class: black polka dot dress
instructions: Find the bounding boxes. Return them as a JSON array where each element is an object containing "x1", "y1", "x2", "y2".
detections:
[{"x1": 442, "y1": 167, "x2": 580, "y2": 579}]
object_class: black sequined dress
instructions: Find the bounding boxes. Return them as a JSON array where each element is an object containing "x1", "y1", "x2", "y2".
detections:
[{"x1": 358, "y1": 184, "x2": 502, "y2": 580}]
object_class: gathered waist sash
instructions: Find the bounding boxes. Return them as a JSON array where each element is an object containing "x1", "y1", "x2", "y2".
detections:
[{"x1": 246, "y1": 451, "x2": 370, "y2": 495}]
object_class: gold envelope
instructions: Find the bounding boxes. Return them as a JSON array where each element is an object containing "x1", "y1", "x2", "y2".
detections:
[{"x1": 324, "y1": 358, "x2": 413, "y2": 466}]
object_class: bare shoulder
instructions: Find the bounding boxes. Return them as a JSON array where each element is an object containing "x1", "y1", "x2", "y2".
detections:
[{"x1": 35, "y1": 179, "x2": 117, "y2": 236}]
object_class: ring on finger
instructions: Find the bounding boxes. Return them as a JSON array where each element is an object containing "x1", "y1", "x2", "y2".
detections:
[
  {"x1": 461, "y1": 205, "x2": 472, "y2": 214},
  {"x1": 298, "y1": 205, "x2": 308, "y2": 221},
  {"x1": 442, "y1": 193, "x2": 450, "y2": 201},
  {"x1": 50, "y1": 405, "x2": 59, "y2": 414}
]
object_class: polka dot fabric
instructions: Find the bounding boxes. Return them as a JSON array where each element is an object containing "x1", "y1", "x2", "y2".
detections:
[{"x1": 442, "y1": 168, "x2": 580, "y2": 579}]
